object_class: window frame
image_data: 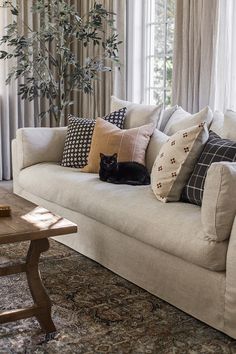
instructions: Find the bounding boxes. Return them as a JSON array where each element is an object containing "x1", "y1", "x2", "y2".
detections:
[{"x1": 144, "y1": 0, "x2": 174, "y2": 107}]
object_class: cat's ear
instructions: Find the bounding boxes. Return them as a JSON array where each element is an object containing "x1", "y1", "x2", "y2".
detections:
[
  {"x1": 100, "y1": 153, "x2": 105, "y2": 159},
  {"x1": 113, "y1": 153, "x2": 118, "y2": 159}
]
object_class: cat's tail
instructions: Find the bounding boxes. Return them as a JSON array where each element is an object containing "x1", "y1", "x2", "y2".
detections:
[
  {"x1": 143, "y1": 175, "x2": 150, "y2": 185},
  {"x1": 126, "y1": 179, "x2": 150, "y2": 186},
  {"x1": 126, "y1": 181, "x2": 143, "y2": 186}
]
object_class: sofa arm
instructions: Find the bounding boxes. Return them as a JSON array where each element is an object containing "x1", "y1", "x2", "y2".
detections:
[
  {"x1": 201, "y1": 162, "x2": 236, "y2": 242},
  {"x1": 225, "y1": 217, "x2": 236, "y2": 337},
  {"x1": 16, "y1": 127, "x2": 67, "y2": 170}
]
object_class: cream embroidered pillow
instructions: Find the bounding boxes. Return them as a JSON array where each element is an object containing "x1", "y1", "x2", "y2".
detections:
[{"x1": 151, "y1": 123, "x2": 209, "y2": 202}]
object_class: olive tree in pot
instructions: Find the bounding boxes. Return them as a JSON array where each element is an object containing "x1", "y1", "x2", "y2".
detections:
[{"x1": 0, "y1": 0, "x2": 121, "y2": 126}]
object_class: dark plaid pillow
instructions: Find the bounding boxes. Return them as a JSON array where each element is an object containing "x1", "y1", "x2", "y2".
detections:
[
  {"x1": 182, "y1": 131, "x2": 236, "y2": 206},
  {"x1": 61, "y1": 107, "x2": 127, "y2": 168}
]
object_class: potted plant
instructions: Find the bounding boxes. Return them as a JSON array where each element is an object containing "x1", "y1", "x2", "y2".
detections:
[{"x1": 0, "y1": 0, "x2": 121, "y2": 126}]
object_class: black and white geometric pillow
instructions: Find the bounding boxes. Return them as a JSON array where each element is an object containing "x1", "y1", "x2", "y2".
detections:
[
  {"x1": 103, "y1": 107, "x2": 127, "y2": 127},
  {"x1": 182, "y1": 131, "x2": 236, "y2": 206},
  {"x1": 61, "y1": 107, "x2": 127, "y2": 168}
]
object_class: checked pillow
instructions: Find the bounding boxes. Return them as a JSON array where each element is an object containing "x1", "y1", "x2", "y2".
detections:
[
  {"x1": 182, "y1": 131, "x2": 236, "y2": 206},
  {"x1": 61, "y1": 107, "x2": 127, "y2": 168}
]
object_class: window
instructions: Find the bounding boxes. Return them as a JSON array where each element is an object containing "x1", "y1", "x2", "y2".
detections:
[{"x1": 145, "y1": 0, "x2": 175, "y2": 106}]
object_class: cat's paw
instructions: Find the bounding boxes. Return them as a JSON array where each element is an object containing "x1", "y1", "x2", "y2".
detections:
[
  {"x1": 107, "y1": 177, "x2": 116, "y2": 183},
  {"x1": 100, "y1": 177, "x2": 107, "y2": 182}
]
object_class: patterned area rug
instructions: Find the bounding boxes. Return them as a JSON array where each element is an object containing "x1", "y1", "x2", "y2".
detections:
[{"x1": 0, "y1": 240, "x2": 236, "y2": 354}]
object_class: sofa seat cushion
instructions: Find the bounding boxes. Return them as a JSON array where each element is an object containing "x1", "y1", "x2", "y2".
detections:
[{"x1": 18, "y1": 163, "x2": 227, "y2": 271}]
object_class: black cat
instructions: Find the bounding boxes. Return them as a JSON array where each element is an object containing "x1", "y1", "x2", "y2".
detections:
[{"x1": 99, "y1": 153, "x2": 150, "y2": 186}]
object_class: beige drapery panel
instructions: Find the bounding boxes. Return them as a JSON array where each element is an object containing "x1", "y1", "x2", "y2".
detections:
[
  {"x1": 0, "y1": 0, "x2": 126, "y2": 180},
  {"x1": 74, "y1": 0, "x2": 126, "y2": 119},
  {"x1": 171, "y1": 0, "x2": 219, "y2": 113}
]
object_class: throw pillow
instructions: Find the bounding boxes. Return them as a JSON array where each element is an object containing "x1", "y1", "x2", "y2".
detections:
[
  {"x1": 182, "y1": 131, "x2": 236, "y2": 206},
  {"x1": 151, "y1": 123, "x2": 209, "y2": 202},
  {"x1": 110, "y1": 95, "x2": 162, "y2": 129},
  {"x1": 224, "y1": 110, "x2": 236, "y2": 141},
  {"x1": 201, "y1": 162, "x2": 236, "y2": 242},
  {"x1": 81, "y1": 118, "x2": 155, "y2": 173},
  {"x1": 163, "y1": 106, "x2": 213, "y2": 136},
  {"x1": 61, "y1": 107, "x2": 127, "y2": 168}
]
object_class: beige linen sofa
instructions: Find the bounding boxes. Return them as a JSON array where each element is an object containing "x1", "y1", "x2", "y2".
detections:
[{"x1": 12, "y1": 112, "x2": 236, "y2": 339}]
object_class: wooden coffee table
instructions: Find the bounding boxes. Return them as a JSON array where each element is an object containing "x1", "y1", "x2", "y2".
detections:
[{"x1": 0, "y1": 187, "x2": 77, "y2": 335}]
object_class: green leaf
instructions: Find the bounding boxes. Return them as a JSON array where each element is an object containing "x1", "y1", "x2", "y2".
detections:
[
  {"x1": 11, "y1": 7, "x2": 18, "y2": 16},
  {"x1": 0, "y1": 51, "x2": 8, "y2": 59}
]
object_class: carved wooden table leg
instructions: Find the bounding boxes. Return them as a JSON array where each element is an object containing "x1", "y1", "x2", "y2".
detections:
[
  {"x1": 25, "y1": 238, "x2": 56, "y2": 334},
  {"x1": 0, "y1": 238, "x2": 56, "y2": 334}
]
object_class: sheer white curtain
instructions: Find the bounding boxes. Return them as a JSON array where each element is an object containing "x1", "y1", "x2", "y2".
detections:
[
  {"x1": 126, "y1": 0, "x2": 145, "y2": 103},
  {"x1": 0, "y1": 4, "x2": 37, "y2": 181},
  {"x1": 0, "y1": 9, "x2": 10, "y2": 180},
  {"x1": 210, "y1": 0, "x2": 236, "y2": 112},
  {"x1": 0, "y1": 7, "x2": 23, "y2": 181}
]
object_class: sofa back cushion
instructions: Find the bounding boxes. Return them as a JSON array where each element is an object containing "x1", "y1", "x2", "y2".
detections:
[
  {"x1": 224, "y1": 110, "x2": 236, "y2": 141},
  {"x1": 111, "y1": 96, "x2": 162, "y2": 129},
  {"x1": 81, "y1": 118, "x2": 155, "y2": 173},
  {"x1": 209, "y1": 111, "x2": 224, "y2": 137},
  {"x1": 158, "y1": 105, "x2": 178, "y2": 132},
  {"x1": 16, "y1": 127, "x2": 67, "y2": 170},
  {"x1": 163, "y1": 106, "x2": 213, "y2": 136},
  {"x1": 202, "y1": 162, "x2": 236, "y2": 242}
]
